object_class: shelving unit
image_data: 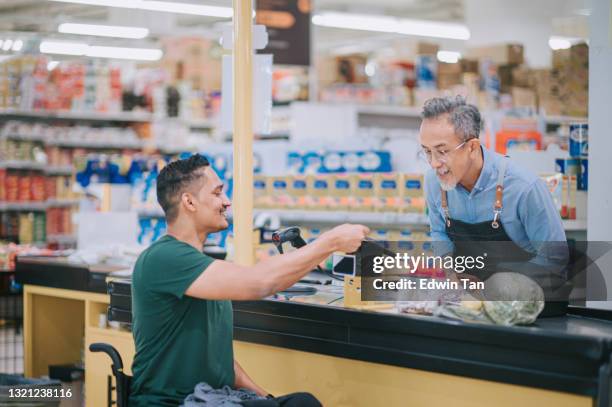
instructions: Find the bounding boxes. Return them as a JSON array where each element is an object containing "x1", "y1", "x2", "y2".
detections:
[
  {"x1": 0, "y1": 202, "x2": 48, "y2": 211},
  {"x1": 46, "y1": 234, "x2": 78, "y2": 245},
  {"x1": 0, "y1": 160, "x2": 47, "y2": 171},
  {"x1": 0, "y1": 109, "x2": 152, "y2": 123},
  {"x1": 46, "y1": 139, "x2": 144, "y2": 149}
]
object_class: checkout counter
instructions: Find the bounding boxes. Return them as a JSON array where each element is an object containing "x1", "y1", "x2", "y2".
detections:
[{"x1": 16, "y1": 256, "x2": 612, "y2": 407}]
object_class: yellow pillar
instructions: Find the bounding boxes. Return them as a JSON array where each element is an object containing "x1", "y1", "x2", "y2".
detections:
[{"x1": 232, "y1": 0, "x2": 255, "y2": 265}]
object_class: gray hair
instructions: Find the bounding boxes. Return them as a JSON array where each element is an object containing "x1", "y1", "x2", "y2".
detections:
[{"x1": 421, "y1": 96, "x2": 483, "y2": 141}]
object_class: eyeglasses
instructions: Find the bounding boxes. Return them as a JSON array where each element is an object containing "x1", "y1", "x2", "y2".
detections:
[{"x1": 418, "y1": 141, "x2": 467, "y2": 164}]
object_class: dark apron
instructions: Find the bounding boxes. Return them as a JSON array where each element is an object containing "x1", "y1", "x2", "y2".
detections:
[
  {"x1": 440, "y1": 158, "x2": 569, "y2": 316},
  {"x1": 441, "y1": 158, "x2": 534, "y2": 281}
]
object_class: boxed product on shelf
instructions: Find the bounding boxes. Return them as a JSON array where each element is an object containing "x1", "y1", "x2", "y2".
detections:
[
  {"x1": 287, "y1": 175, "x2": 308, "y2": 209},
  {"x1": 511, "y1": 87, "x2": 536, "y2": 109},
  {"x1": 269, "y1": 176, "x2": 291, "y2": 208},
  {"x1": 253, "y1": 175, "x2": 270, "y2": 209},
  {"x1": 308, "y1": 174, "x2": 332, "y2": 210},
  {"x1": 353, "y1": 173, "x2": 375, "y2": 211},
  {"x1": 467, "y1": 43, "x2": 524, "y2": 65},
  {"x1": 329, "y1": 174, "x2": 355, "y2": 210},
  {"x1": 400, "y1": 174, "x2": 425, "y2": 213},
  {"x1": 374, "y1": 173, "x2": 401, "y2": 212}
]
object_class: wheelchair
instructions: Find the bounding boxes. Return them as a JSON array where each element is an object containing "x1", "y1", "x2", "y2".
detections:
[{"x1": 89, "y1": 343, "x2": 132, "y2": 407}]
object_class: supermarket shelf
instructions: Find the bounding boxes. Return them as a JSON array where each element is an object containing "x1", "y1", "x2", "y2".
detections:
[
  {"x1": 45, "y1": 165, "x2": 75, "y2": 175},
  {"x1": 563, "y1": 219, "x2": 587, "y2": 231},
  {"x1": 544, "y1": 115, "x2": 588, "y2": 124},
  {"x1": 254, "y1": 209, "x2": 428, "y2": 226},
  {"x1": 46, "y1": 199, "x2": 80, "y2": 207},
  {"x1": 355, "y1": 104, "x2": 422, "y2": 117},
  {"x1": 2, "y1": 133, "x2": 46, "y2": 142},
  {"x1": 46, "y1": 234, "x2": 77, "y2": 244},
  {"x1": 155, "y1": 117, "x2": 217, "y2": 128},
  {"x1": 0, "y1": 160, "x2": 46, "y2": 171},
  {"x1": 46, "y1": 139, "x2": 144, "y2": 149},
  {"x1": 0, "y1": 108, "x2": 152, "y2": 122},
  {"x1": 137, "y1": 208, "x2": 165, "y2": 217},
  {"x1": 0, "y1": 201, "x2": 47, "y2": 211}
]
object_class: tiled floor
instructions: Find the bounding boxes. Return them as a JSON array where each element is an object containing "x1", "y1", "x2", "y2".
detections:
[{"x1": 0, "y1": 323, "x2": 24, "y2": 374}]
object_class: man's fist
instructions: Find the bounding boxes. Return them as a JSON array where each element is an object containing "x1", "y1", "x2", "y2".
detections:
[{"x1": 321, "y1": 224, "x2": 370, "y2": 253}]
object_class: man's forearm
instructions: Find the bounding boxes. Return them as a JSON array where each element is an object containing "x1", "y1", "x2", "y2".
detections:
[
  {"x1": 251, "y1": 234, "x2": 339, "y2": 296},
  {"x1": 234, "y1": 360, "x2": 268, "y2": 396}
]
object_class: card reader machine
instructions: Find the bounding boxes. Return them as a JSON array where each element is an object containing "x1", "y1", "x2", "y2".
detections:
[{"x1": 332, "y1": 240, "x2": 394, "y2": 309}]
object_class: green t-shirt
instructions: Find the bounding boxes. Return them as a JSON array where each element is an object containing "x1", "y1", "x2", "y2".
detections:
[{"x1": 129, "y1": 235, "x2": 235, "y2": 407}]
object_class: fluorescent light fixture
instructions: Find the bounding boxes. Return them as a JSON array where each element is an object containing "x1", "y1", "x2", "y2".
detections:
[
  {"x1": 548, "y1": 36, "x2": 582, "y2": 50},
  {"x1": 87, "y1": 45, "x2": 162, "y2": 60},
  {"x1": 40, "y1": 40, "x2": 89, "y2": 55},
  {"x1": 49, "y1": 0, "x2": 232, "y2": 18},
  {"x1": 58, "y1": 23, "x2": 149, "y2": 39},
  {"x1": 2, "y1": 39, "x2": 13, "y2": 51},
  {"x1": 0, "y1": 40, "x2": 4, "y2": 49},
  {"x1": 40, "y1": 40, "x2": 162, "y2": 60},
  {"x1": 47, "y1": 61, "x2": 60, "y2": 70},
  {"x1": 312, "y1": 12, "x2": 470, "y2": 40},
  {"x1": 437, "y1": 50, "x2": 461, "y2": 63},
  {"x1": 12, "y1": 39, "x2": 23, "y2": 51}
]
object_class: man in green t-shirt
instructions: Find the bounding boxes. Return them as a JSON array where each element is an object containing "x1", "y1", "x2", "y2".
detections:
[{"x1": 130, "y1": 154, "x2": 369, "y2": 406}]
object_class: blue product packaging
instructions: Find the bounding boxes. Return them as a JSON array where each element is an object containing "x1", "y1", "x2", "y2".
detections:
[
  {"x1": 578, "y1": 158, "x2": 588, "y2": 190},
  {"x1": 322, "y1": 151, "x2": 343, "y2": 173},
  {"x1": 555, "y1": 158, "x2": 580, "y2": 175},
  {"x1": 416, "y1": 55, "x2": 437, "y2": 89},
  {"x1": 569, "y1": 123, "x2": 588, "y2": 158},
  {"x1": 287, "y1": 152, "x2": 303, "y2": 174},
  {"x1": 358, "y1": 151, "x2": 392, "y2": 173}
]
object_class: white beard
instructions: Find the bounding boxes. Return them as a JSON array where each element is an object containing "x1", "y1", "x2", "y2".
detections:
[{"x1": 440, "y1": 180, "x2": 457, "y2": 191}]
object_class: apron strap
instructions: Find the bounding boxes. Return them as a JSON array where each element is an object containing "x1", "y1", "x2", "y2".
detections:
[
  {"x1": 440, "y1": 189, "x2": 451, "y2": 227},
  {"x1": 492, "y1": 158, "x2": 509, "y2": 229}
]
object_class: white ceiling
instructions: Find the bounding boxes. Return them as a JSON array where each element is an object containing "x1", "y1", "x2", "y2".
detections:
[{"x1": 0, "y1": 0, "x2": 589, "y2": 57}]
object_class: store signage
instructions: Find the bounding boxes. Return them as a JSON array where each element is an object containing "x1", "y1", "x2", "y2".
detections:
[{"x1": 256, "y1": 0, "x2": 311, "y2": 66}]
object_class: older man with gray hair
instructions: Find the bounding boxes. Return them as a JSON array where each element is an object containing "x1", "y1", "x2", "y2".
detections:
[{"x1": 419, "y1": 96, "x2": 568, "y2": 303}]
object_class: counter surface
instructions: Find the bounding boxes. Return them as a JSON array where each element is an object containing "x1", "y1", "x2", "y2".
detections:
[{"x1": 15, "y1": 257, "x2": 612, "y2": 406}]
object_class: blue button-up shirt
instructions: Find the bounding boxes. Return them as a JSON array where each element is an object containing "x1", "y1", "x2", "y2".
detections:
[{"x1": 425, "y1": 147, "x2": 567, "y2": 267}]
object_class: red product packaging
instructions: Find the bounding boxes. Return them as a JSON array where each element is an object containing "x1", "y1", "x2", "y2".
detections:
[
  {"x1": 6, "y1": 172, "x2": 20, "y2": 201},
  {"x1": 45, "y1": 176, "x2": 57, "y2": 200},
  {"x1": 18, "y1": 174, "x2": 32, "y2": 201},
  {"x1": 0, "y1": 169, "x2": 6, "y2": 201},
  {"x1": 31, "y1": 175, "x2": 46, "y2": 201}
]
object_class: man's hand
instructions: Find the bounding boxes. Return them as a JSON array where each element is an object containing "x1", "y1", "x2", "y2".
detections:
[{"x1": 321, "y1": 223, "x2": 370, "y2": 253}]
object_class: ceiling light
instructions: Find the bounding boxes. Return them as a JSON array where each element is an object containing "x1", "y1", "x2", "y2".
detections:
[
  {"x1": 0, "y1": 40, "x2": 4, "y2": 49},
  {"x1": 312, "y1": 12, "x2": 470, "y2": 40},
  {"x1": 87, "y1": 45, "x2": 162, "y2": 60},
  {"x1": 40, "y1": 40, "x2": 163, "y2": 61},
  {"x1": 58, "y1": 23, "x2": 149, "y2": 39},
  {"x1": 40, "y1": 40, "x2": 89, "y2": 55},
  {"x1": 12, "y1": 40, "x2": 23, "y2": 51},
  {"x1": 437, "y1": 50, "x2": 461, "y2": 63},
  {"x1": 2, "y1": 39, "x2": 13, "y2": 51},
  {"x1": 49, "y1": 0, "x2": 232, "y2": 18},
  {"x1": 47, "y1": 61, "x2": 60, "y2": 70},
  {"x1": 548, "y1": 36, "x2": 581, "y2": 50}
]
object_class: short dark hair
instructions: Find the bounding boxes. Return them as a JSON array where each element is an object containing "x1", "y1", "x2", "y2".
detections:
[
  {"x1": 156, "y1": 154, "x2": 210, "y2": 222},
  {"x1": 421, "y1": 95, "x2": 483, "y2": 141}
]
